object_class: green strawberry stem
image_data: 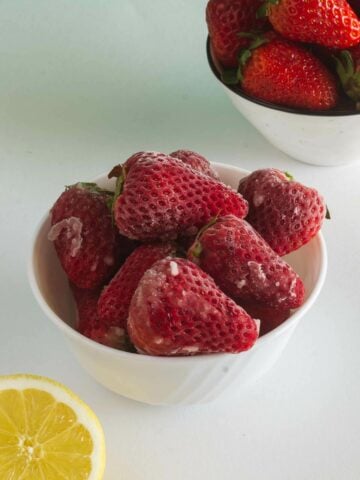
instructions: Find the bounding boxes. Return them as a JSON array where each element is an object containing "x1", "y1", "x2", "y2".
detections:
[
  {"x1": 256, "y1": 0, "x2": 279, "y2": 18},
  {"x1": 221, "y1": 33, "x2": 269, "y2": 85},
  {"x1": 108, "y1": 164, "x2": 127, "y2": 212},
  {"x1": 108, "y1": 164, "x2": 123, "y2": 180},
  {"x1": 333, "y1": 50, "x2": 360, "y2": 102},
  {"x1": 221, "y1": 69, "x2": 240, "y2": 85},
  {"x1": 284, "y1": 171, "x2": 294, "y2": 181},
  {"x1": 237, "y1": 33, "x2": 270, "y2": 82},
  {"x1": 188, "y1": 216, "x2": 219, "y2": 258},
  {"x1": 190, "y1": 241, "x2": 203, "y2": 259},
  {"x1": 326, "y1": 206, "x2": 331, "y2": 220}
]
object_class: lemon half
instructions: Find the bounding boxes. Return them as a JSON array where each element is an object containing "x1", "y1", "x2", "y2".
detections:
[{"x1": 0, "y1": 374, "x2": 105, "y2": 479}]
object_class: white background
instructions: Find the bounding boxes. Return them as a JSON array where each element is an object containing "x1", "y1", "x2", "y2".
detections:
[{"x1": 1, "y1": 1, "x2": 360, "y2": 479}]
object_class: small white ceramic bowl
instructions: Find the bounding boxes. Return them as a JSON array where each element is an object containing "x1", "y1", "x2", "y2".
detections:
[
  {"x1": 207, "y1": 40, "x2": 360, "y2": 167},
  {"x1": 28, "y1": 163, "x2": 327, "y2": 406}
]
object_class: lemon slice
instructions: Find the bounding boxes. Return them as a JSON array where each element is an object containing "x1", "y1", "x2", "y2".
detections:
[{"x1": 0, "y1": 374, "x2": 105, "y2": 479}]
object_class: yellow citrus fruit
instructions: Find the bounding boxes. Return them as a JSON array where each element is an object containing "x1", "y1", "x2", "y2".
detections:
[{"x1": 0, "y1": 374, "x2": 105, "y2": 479}]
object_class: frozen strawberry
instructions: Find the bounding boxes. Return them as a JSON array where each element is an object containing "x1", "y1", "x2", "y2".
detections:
[
  {"x1": 238, "y1": 169, "x2": 327, "y2": 256},
  {"x1": 49, "y1": 183, "x2": 121, "y2": 289},
  {"x1": 112, "y1": 155, "x2": 248, "y2": 241},
  {"x1": 169, "y1": 150, "x2": 219, "y2": 179},
  {"x1": 110, "y1": 150, "x2": 219, "y2": 182},
  {"x1": 188, "y1": 215, "x2": 305, "y2": 310},
  {"x1": 98, "y1": 243, "x2": 176, "y2": 329},
  {"x1": 128, "y1": 258, "x2": 258, "y2": 356},
  {"x1": 239, "y1": 301, "x2": 291, "y2": 336},
  {"x1": 72, "y1": 285, "x2": 128, "y2": 349},
  {"x1": 119, "y1": 151, "x2": 169, "y2": 176}
]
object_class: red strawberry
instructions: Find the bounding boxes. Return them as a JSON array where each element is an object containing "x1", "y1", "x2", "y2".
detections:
[
  {"x1": 238, "y1": 169, "x2": 327, "y2": 256},
  {"x1": 49, "y1": 183, "x2": 121, "y2": 289},
  {"x1": 169, "y1": 150, "x2": 219, "y2": 179},
  {"x1": 98, "y1": 243, "x2": 176, "y2": 329},
  {"x1": 188, "y1": 216, "x2": 305, "y2": 310},
  {"x1": 72, "y1": 285, "x2": 128, "y2": 349},
  {"x1": 235, "y1": 34, "x2": 338, "y2": 110},
  {"x1": 264, "y1": 0, "x2": 360, "y2": 49},
  {"x1": 128, "y1": 258, "x2": 258, "y2": 356},
  {"x1": 206, "y1": 0, "x2": 265, "y2": 67},
  {"x1": 334, "y1": 45, "x2": 360, "y2": 101},
  {"x1": 112, "y1": 155, "x2": 248, "y2": 241},
  {"x1": 120, "y1": 151, "x2": 169, "y2": 176},
  {"x1": 111, "y1": 150, "x2": 219, "y2": 180},
  {"x1": 239, "y1": 301, "x2": 291, "y2": 336}
]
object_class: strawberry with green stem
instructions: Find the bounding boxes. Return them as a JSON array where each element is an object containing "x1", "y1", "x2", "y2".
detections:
[
  {"x1": 223, "y1": 32, "x2": 338, "y2": 110},
  {"x1": 238, "y1": 168, "x2": 328, "y2": 256},
  {"x1": 49, "y1": 183, "x2": 122, "y2": 289},
  {"x1": 109, "y1": 155, "x2": 248, "y2": 241},
  {"x1": 206, "y1": 0, "x2": 266, "y2": 67},
  {"x1": 188, "y1": 215, "x2": 305, "y2": 311}
]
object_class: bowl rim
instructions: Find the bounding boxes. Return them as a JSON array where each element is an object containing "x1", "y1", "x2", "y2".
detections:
[
  {"x1": 28, "y1": 162, "x2": 328, "y2": 365},
  {"x1": 206, "y1": 36, "x2": 360, "y2": 118}
]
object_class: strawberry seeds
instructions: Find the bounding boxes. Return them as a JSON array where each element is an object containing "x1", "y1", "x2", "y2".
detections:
[{"x1": 48, "y1": 151, "x2": 327, "y2": 356}]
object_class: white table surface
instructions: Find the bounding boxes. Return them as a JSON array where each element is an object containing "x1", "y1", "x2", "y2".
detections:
[{"x1": 1, "y1": 1, "x2": 360, "y2": 479}]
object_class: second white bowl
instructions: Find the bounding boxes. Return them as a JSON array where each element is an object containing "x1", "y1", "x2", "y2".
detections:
[{"x1": 207, "y1": 40, "x2": 360, "y2": 167}]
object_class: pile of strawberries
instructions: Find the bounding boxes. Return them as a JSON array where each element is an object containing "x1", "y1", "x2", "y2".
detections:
[
  {"x1": 48, "y1": 150, "x2": 327, "y2": 356},
  {"x1": 206, "y1": 0, "x2": 360, "y2": 110}
]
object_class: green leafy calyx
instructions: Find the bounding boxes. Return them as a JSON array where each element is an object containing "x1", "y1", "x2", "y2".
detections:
[
  {"x1": 333, "y1": 50, "x2": 360, "y2": 102},
  {"x1": 107, "y1": 164, "x2": 127, "y2": 212},
  {"x1": 256, "y1": 0, "x2": 280, "y2": 18},
  {"x1": 221, "y1": 33, "x2": 269, "y2": 86},
  {"x1": 237, "y1": 33, "x2": 270, "y2": 83}
]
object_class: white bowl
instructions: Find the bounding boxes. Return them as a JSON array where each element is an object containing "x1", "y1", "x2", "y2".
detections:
[
  {"x1": 207, "y1": 40, "x2": 360, "y2": 167},
  {"x1": 28, "y1": 163, "x2": 327, "y2": 406}
]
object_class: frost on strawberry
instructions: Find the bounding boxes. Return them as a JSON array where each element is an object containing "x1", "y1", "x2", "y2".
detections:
[
  {"x1": 112, "y1": 155, "x2": 248, "y2": 241},
  {"x1": 238, "y1": 169, "x2": 327, "y2": 256},
  {"x1": 49, "y1": 183, "x2": 122, "y2": 289},
  {"x1": 98, "y1": 243, "x2": 177, "y2": 330},
  {"x1": 119, "y1": 151, "x2": 170, "y2": 176},
  {"x1": 72, "y1": 285, "x2": 130, "y2": 350},
  {"x1": 128, "y1": 258, "x2": 258, "y2": 356},
  {"x1": 169, "y1": 150, "x2": 219, "y2": 179},
  {"x1": 188, "y1": 215, "x2": 305, "y2": 310},
  {"x1": 118, "y1": 150, "x2": 219, "y2": 180}
]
